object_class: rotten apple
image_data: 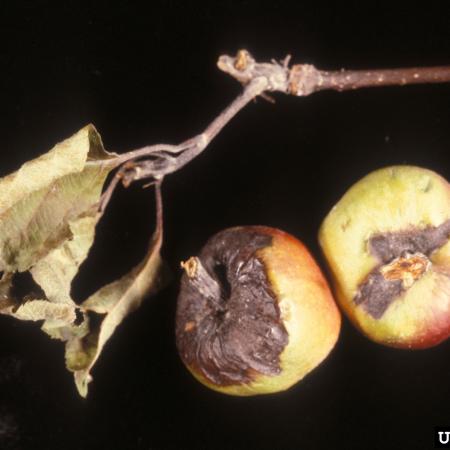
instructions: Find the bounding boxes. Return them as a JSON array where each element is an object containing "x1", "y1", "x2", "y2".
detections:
[
  {"x1": 176, "y1": 226, "x2": 341, "y2": 396},
  {"x1": 319, "y1": 165, "x2": 450, "y2": 349}
]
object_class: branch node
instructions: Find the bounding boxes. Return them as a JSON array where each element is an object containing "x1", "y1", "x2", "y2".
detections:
[{"x1": 288, "y1": 64, "x2": 323, "y2": 96}]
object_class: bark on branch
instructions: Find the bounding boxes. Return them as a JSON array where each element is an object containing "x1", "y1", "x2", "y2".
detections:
[{"x1": 218, "y1": 49, "x2": 450, "y2": 96}]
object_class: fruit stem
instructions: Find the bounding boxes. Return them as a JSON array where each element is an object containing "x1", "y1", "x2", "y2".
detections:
[{"x1": 181, "y1": 257, "x2": 223, "y2": 308}]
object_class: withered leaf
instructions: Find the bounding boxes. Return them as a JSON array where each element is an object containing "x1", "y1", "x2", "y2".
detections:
[
  {"x1": 65, "y1": 188, "x2": 165, "y2": 397},
  {"x1": 1, "y1": 298, "x2": 77, "y2": 323},
  {"x1": 0, "y1": 125, "x2": 119, "y2": 329},
  {"x1": 0, "y1": 125, "x2": 167, "y2": 396},
  {"x1": 0, "y1": 125, "x2": 119, "y2": 323},
  {"x1": 0, "y1": 125, "x2": 118, "y2": 274}
]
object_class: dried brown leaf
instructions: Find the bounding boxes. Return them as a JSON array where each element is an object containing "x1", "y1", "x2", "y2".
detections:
[
  {"x1": 65, "y1": 188, "x2": 165, "y2": 397},
  {"x1": 0, "y1": 126, "x2": 167, "y2": 397},
  {"x1": 0, "y1": 125, "x2": 118, "y2": 274},
  {"x1": 0, "y1": 125, "x2": 118, "y2": 321}
]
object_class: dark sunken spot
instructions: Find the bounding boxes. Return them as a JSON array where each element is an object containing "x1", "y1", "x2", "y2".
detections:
[
  {"x1": 369, "y1": 220, "x2": 450, "y2": 264},
  {"x1": 355, "y1": 220, "x2": 450, "y2": 319},
  {"x1": 355, "y1": 272, "x2": 403, "y2": 319},
  {"x1": 176, "y1": 227, "x2": 289, "y2": 386}
]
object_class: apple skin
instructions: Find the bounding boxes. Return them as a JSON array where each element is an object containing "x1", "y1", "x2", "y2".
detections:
[
  {"x1": 319, "y1": 165, "x2": 450, "y2": 349},
  {"x1": 176, "y1": 226, "x2": 341, "y2": 396}
]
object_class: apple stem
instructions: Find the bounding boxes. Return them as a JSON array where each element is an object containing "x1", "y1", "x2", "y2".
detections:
[{"x1": 181, "y1": 257, "x2": 224, "y2": 308}]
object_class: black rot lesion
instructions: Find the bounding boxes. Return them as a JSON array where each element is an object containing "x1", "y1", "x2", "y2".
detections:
[
  {"x1": 354, "y1": 220, "x2": 450, "y2": 319},
  {"x1": 175, "y1": 227, "x2": 289, "y2": 386}
]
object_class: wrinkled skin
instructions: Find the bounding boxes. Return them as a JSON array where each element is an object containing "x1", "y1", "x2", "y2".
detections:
[{"x1": 177, "y1": 226, "x2": 341, "y2": 396}]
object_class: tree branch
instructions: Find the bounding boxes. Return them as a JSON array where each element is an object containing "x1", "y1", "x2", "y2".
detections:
[
  {"x1": 100, "y1": 48, "x2": 450, "y2": 207},
  {"x1": 298, "y1": 65, "x2": 450, "y2": 94},
  {"x1": 98, "y1": 75, "x2": 267, "y2": 207},
  {"x1": 218, "y1": 49, "x2": 450, "y2": 96}
]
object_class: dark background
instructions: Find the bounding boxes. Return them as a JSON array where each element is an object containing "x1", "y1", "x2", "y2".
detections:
[{"x1": 1, "y1": 1, "x2": 450, "y2": 449}]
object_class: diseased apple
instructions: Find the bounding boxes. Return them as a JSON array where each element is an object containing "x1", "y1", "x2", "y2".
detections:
[
  {"x1": 319, "y1": 165, "x2": 450, "y2": 349},
  {"x1": 176, "y1": 226, "x2": 341, "y2": 396}
]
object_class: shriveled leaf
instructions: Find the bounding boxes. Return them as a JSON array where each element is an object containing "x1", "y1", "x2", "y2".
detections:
[
  {"x1": 32, "y1": 215, "x2": 101, "y2": 340},
  {"x1": 0, "y1": 126, "x2": 168, "y2": 398},
  {"x1": 0, "y1": 272, "x2": 75, "y2": 324},
  {"x1": 65, "y1": 186, "x2": 165, "y2": 397},
  {"x1": 0, "y1": 125, "x2": 118, "y2": 274},
  {"x1": 1, "y1": 299, "x2": 77, "y2": 323},
  {"x1": 0, "y1": 125, "x2": 120, "y2": 327},
  {"x1": 42, "y1": 314, "x2": 90, "y2": 341},
  {"x1": 31, "y1": 215, "x2": 99, "y2": 306}
]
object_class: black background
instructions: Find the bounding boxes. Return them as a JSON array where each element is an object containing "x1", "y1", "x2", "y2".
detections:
[{"x1": 1, "y1": 2, "x2": 450, "y2": 449}]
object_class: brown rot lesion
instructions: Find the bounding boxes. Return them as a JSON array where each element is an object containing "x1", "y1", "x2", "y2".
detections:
[{"x1": 354, "y1": 220, "x2": 450, "y2": 319}]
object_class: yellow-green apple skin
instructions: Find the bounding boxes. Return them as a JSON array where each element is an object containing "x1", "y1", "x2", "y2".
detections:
[
  {"x1": 319, "y1": 165, "x2": 450, "y2": 349},
  {"x1": 176, "y1": 226, "x2": 341, "y2": 396}
]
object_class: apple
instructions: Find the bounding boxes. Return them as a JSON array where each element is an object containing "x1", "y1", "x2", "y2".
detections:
[
  {"x1": 319, "y1": 165, "x2": 450, "y2": 349},
  {"x1": 176, "y1": 226, "x2": 341, "y2": 396}
]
